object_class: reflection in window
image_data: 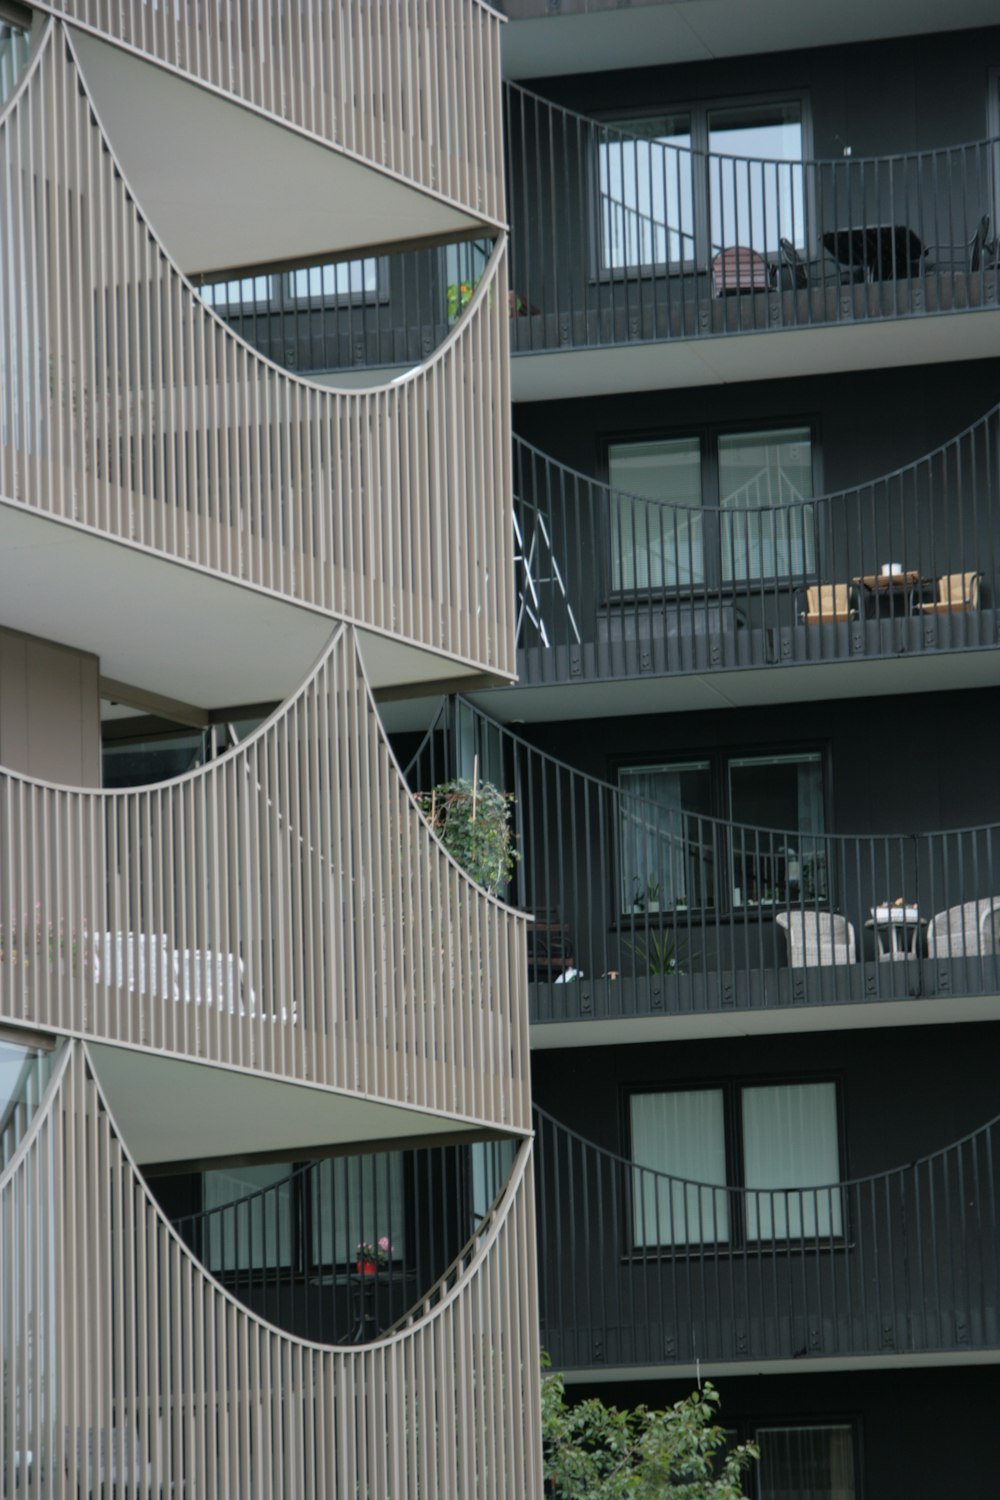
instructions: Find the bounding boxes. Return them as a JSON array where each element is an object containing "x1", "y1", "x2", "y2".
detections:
[
  {"x1": 102, "y1": 733, "x2": 207, "y2": 790},
  {"x1": 729, "y1": 753, "x2": 826, "y2": 907},
  {"x1": 289, "y1": 259, "x2": 380, "y2": 301},
  {"x1": 0, "y1": 1039, "x2": 55, "y2": 1170},
  {"x1": 630, "y1": 1090, "x2": 729, "y2": 1246},
  {"x1": 311, "y1": 1154, "x2": 406, "y2": 1266},
  {"x1": 708, "y1": 102, "x2": 804, "y2": 255},
  {"x1": 203, "y1": 1163, "x2": 294, "y2": 1272},
  {"x1": 618, "y1": 762, "x2": 713, "y2": 912},
  {"x1": 743, "y1": 1083, "x2": 842, "y2": 1240},
  {"x1": 198, "y1": 274, "x2": 271, "y2": 309},
  {"x1": 608, "y1": 437, "x2": 703, "y2": 590},
  {"x1": 756, "y1": 1424, "x2": 856, "y2": 1500},
  {"x1": 598, "y1": 115, "x2": 694, "y2": 270},
  {"x1": 718, "y1": 427, "x2": 815, "y2": 581}
]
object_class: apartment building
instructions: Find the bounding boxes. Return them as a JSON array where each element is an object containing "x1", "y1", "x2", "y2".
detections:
[
  {"x1": 0, "y1": 4, "x2": 542, "y2": 1496},
  {"x1": 487, "y1": 2, "x2": 1000, "y2": 1495}
]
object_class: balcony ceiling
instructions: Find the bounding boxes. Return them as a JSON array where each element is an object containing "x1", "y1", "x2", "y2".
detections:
[
  {"x1": 89, "y1": 1043, "x2": 495, "y2": 1165},
  {"x1": 501, "y1": 0, "x2": 1000, "y2": 79},
  {"x1": 510, "y1": 307, "x2": 1000, "y2": 402},
  {"x1": 0, "y1": 503, "x2": 484, "y2": 713},
  {"x1": 469, "y1": 646, "x2": 1000, "y2": 722},
  {"x1": 72, "y1": 31, "x2": 483, "y2": 279}
]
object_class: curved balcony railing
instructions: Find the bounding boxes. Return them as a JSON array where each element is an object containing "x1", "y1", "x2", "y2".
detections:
[
  {"x1": 170, "y1": 1135, "x2": 518, "y2": 1344},
  {"x1": 535, "y1": 1104, "x2": 1000, "y2": 1371},
  {"x1": 0, "y1": 24, "x2": 514, "y2": 678},
  {"x1": 505, "y1": 84, "x2": 1000, "y2": 355},
  {"x1": 407, "y1": 697, "x2": 1000, "y2": 1025},
  {"x1": 513, "y1": 408, "x2": 1000, "y2": 684},
  {"x1": 0, "y1": 1040, "x2": 543, "y2": 1497},
  {"x1": 0, "y1": 626, "x2": 531, "y2": 1131},
  {"x1": 32, "y1": 0, "x2": 505, "y2": 226}
]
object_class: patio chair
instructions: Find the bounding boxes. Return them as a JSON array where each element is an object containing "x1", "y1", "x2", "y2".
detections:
[
  {"x1": 778, "y1": 237, "x2": 865, "y2": 289},
  {"x1": 913, "y1": 571, "x2": 981, "y2": 615},
  {"x1": 711, "y1": 246, "x2": 773, "y2": 296},
  {"x1": 800, "y1": 584, "x2": 856, "y2": 624},
  {"x1": 776, "y1": 910, "x2": 856, "y2": 967},
  {"x1": 924, "y1": 213, "x2": 995, "y2": 273},
  {"x1": 927, "y1": 897, "x2": 1000, "y2": 959}
]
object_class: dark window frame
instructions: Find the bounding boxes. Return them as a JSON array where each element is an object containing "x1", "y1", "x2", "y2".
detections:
[{"x1": 621, "y1": 1071, "x2": 848, "y2": 1256}]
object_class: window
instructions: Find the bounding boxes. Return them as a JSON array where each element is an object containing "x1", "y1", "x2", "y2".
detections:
[
  {"x1": 287, "y1": 257, "x2": 383, "y2": 304},
  {"x1": 203, "y1": 1163, "x2": 294, "y2": 1272},
  {"x1": 629, "y1": 1079, "x2": 843, "y2": 1248},
  {"x1": 606, "y1": 424, "x2": 817, "y2": 592},
  {"x1": 729, "y1": 752, "x2": 827, "y2": 908},
  {"x1": 755, "y1": 1423, "x2": 857, "y2": 1500},
  {"x1": 618, "y1": 761, "x2": 712, "y2": 912},
  {"x1": 197, "y1": 273, "x2": 272, "y2": 310},
  {"x1": 311, "y1": 1154, "x2": 406, "y2": 1266},
  {"x1": 597, "y1": 97, "x2": 805, "y2": 271},
  {"x1": 616, "y1": 747, "x2": 826, "y2": 913}
]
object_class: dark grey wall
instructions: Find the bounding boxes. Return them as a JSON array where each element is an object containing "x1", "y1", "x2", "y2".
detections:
[
  {"x1": 574, "y1": 1365, "x2": 997, "y2": 1500},
  {"x1": 532, "y1": 1018, "x2": 1000, "y2": 1174},
  {"x1": 513, "y1": 360, "x2": 1000, "y2": 495},
  {"x1": 529, "y1": 27, "x2": 1000, "y2": 158},
  {"x1": 519, "y1": 683, "x2": 1000, "y2": 835}
]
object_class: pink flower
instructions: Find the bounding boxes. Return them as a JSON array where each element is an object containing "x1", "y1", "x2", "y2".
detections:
[{"x1": 377, "y1": 1236, "x2": 392, "y2": 1254}]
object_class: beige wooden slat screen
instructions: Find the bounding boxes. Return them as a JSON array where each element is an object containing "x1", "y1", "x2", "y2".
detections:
[
  {"x1": 28, "y1": 0, "x2": 506, "y2": 224},
  {"x1": 0, "y1": 20, "x2": 515, "y2": 680},
  {"x1": 0, "y1": 1040, "x2": 544, "y2": 1498},
  {"x1": 0, "y1": 624, "x2": 531, "y2": 1132}
]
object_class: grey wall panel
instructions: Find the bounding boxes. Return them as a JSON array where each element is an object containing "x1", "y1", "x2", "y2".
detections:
[{"x1": 0, "y1": 625, "x2": 100, "y2": 788}]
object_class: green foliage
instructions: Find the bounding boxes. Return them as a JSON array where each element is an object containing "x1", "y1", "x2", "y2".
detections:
[
  {"x1": 446, "y1": 278, "x2": 480, "y2": 320},
  {"x1": 416, "y1": 777, "x2": 518, "y2": 896},
  {"x1": 623, "y1": 927, "x2": 682, "y2": 977},
  {"x1": 542, "y1": 1368, "x2": 758, "y2": 1499}
]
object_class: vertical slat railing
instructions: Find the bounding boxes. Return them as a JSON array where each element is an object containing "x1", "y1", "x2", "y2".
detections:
[
  {"x1": 0, "y1": 24, "x2": 514, "y2": 678},
  {"x1": 504, "y1": 81, "x2": 999, "y2": 357},
  {"x1": 513, "y1": 400, "x2": 1000, "y2": 683},
  {"x1": 31, "y1": 0, "x2": 505, "y2": 222},
  {"x1": 0, "y1": 1042, "x2": 543, "y2": 1497},
  {"x1": 0, "y1": 628, "x2": 531, "y2": 1131},
  {"x1": 534, "y1": 1104, "x2": 1000, "y2": 1373}
]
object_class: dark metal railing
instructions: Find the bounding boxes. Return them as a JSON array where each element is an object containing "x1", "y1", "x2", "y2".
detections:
[
  {"x1": 405, "y1": 698, "x2": 1000, "y2": 1023},
  {"x1": 193, "y1": 237, "x2": 495, "y2": 377},
  {"x1": 535, "y1": 1104, "x2": 1000, "y2": 1370},
  {"x1": 169, "y1": 1137, "x2": 515, "y2": 1344},
  {"x1": 513, "y1": 404, "x2": 1000, "y2": 680},
  {"x1": 505, "y1": 84, "x2": 1000, "y2": 354}
]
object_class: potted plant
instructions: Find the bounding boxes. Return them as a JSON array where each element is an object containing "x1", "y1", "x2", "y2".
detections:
[{"x1": 355, "y1": 1236, "x2": 393, "y2": 1276}]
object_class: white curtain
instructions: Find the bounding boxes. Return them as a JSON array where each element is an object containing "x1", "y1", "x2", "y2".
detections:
[
  {"x1": 311, "y1": 1153, "x2": 406, "y2": 1265},
  {"x1": 630, "y1": 1090, "x2": 729, "y2": 1245},
  {"x1": 743, "y1": 1083, "x2": 842, "y2": 1240},
  {"x1": 204, "y1": 1163, "x2": 294, "y2": 1272},
  {"x1": 619, "y1": 769, "x2": 686, "y2": 911},
  {"x1": 756, "y1": 1424, "x2": 856, "y2": 1500}
]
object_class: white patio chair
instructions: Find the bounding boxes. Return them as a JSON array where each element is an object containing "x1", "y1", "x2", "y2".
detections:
[
  {"x1": 927, "y1": 898, "x2": 1000, "y2": 959},
  {"x1": 775, "y1": 910, "x2": 856, "y2": 967}
]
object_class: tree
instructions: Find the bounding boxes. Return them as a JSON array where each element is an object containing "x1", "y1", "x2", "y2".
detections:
[{"x1": 542, "y1": 1367, "x2": 758, "y2": 1499}]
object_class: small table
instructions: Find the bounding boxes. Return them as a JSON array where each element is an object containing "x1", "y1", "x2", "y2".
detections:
[
  {"x1": 866, "y1": 907, "x2": 927, "y2": 961},
  {"x1": 822, "y1": 225, "x2": 924, "y2": 282},
  {"x1": 853, "y1": 572, "x2": 933, "y2": 617}
]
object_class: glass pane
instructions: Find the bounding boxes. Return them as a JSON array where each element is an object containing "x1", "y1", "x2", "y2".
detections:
[
  {"x1": 743, "y1": 1083, "x2": 842, "y2": 1240},
  {"x1": 102, "y1": 733, "x2": 207, "y2": 790},
  {"x1": 729, "y1": 753, "x2": 826, "y2": 906},
  {"x1": 0, "y1": 1040, "x2": 55, "y2": 1171},
  {"x1": 618, "y1": 763, "x2": 713, "y2": 911},
  {"x1": 630, "y1": 1090, "x2": 729, "y2": 1245},
  {"x1": 598, "y1": 115, "x2": 694, "y2": 269},
  {"x1": 289, "y1": 258, "x2": 380, "y2": 300},
  {"x1": 203, "y1": 1163, "x2": 294, "y2": 1272},
  {"x1": 470, "y1": 1139, "x2": 517, "y2": 1223},
  {"x1": 312, "y1": 1154, "x2": 406, "y2": 1266},
  {"x1": 718, "y1": 427, "x2": 814, "y2": 581},
  {"x1": 708, "y1": 102, "x2": 804, "y2": 255},
  {"x1": 608, "y1": 437, "x2": 704, "y2": 589},
  {"x1": 197, "y1": 274, "x2": 271, "y2": 308},
  {"x1": 756, "y1": 1424, "x2": 856, "y2": 1500}
]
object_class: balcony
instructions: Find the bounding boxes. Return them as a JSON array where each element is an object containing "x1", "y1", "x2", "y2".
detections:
[
  {"x1": 0, "y1": 1038, "x2": 544, "y2": 1497},
  {"x1": 505, "y1": 88, "x2": 1000, "y2": 397},
  {"x1": 0, "y1": 627, "x2": 531, "y2": 1136},
  {"x1": 535, "y1": 1103, "x2": 1000, "y2": 1375},
  {"x1": 31, "y1": 0, "x2": 505, "y2": 256},
  {"x1": 511, "y1": 406, "x2": 1000, "y2": 704},
  {"x1": 0, "y1": 23, "x2": 515, "y2": 685},
  {"x1": 406, "y1": 698, "x2": 1000, "y2": 1042}
]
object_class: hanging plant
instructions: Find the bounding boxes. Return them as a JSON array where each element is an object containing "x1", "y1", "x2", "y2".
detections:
[{"x1": 416, "y1": 770, "x2": 518, "y2": 896}]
